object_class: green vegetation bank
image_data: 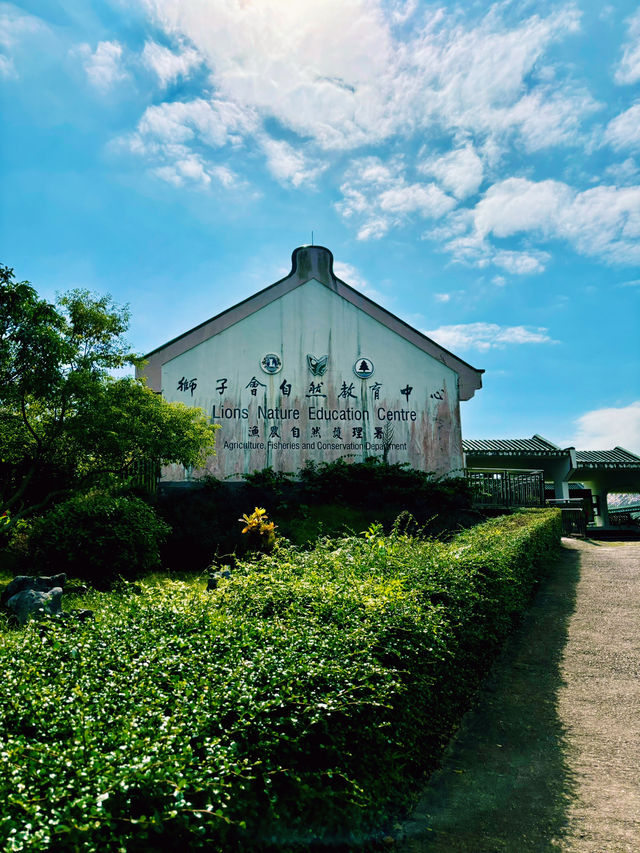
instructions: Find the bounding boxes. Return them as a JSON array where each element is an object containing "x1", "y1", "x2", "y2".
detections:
[{"x1": 0, "y1": 509, "x2": 560, "y2": 851}]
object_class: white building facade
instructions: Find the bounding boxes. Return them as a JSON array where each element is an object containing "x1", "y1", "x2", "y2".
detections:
[{"x1": 138, "y1": 246, "x2": 484, "y2": 481}]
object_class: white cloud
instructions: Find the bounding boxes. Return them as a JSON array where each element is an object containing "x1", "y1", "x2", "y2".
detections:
[
  {"x1": 333, "y1": 261, "x2": 388, "y2": 304},
  {"x1": 0, "y1": 6, "x2": 45, "y2": 50},
  {"x1": 142, "y1": 0, "x2": 396, "y2": 150},
  {"x1": 139, "y1": 1, "x2": 592, "y2": 153},
  {"x1": 76, "y1": 41, "x2": 128, "y2": 91},
  {"x1": 434, "y1": 292, "x2": 451, "y2": 302},
  {"x1": 614, "y1": 9, "x2": 640, "y2": 85},
  {"x1": 379, "y1": 183, "x2": 455, "y2": 216},
  {"x1": 0, "y1": 6, "x2": 48, "y2": 78},
  {"x1": 419, "y1": 144, "x2": 483, "y2": 200},
  {"x1": 136, "y1": 98, "x2": 257, "y2": 148},
  {"x1": 492, "y1": 249, "x2": 549, "y2": 274},
  {"x1": 152, "y1": 149, "x2": 238, "y2": 189},
  {"x1": 154, "y1": 153, "x2": 211, "y2": 187},
  {"x1": 473, "y1": 178, "x2": 572, "y2": 238},
  {"x1": 357, "y1": 218, "x2": 391, "y2": 241},
  {"x1": 389, "y1": 0, "x2": 418, "y2": 25},
  {"x1": 338, "y1": 156, "x2": 455, "y2": 240},
  {"x1": 259, "y1": 137, "x2": 325, "y2": 188},
  {"x1": 142, "y1": 40, "x2": 201, "y2": 87},
  {"x1": 122, "y1": 96, "x2": 258, "y2": 187},
  {"x1": 604, "y1": 157, "x2": 639, "y2": 184},
  {"x1": 458, "y1": 176, "x2": 640, "y2": 267},
  {"x1": 557, "y1": 184, "x2": 640, "y2": 264},
  {"x1": 603, "y1": 103, "x2": 640, "y2": 151},
  {"x1": 564, "y1": 401, "x2": 640, "y2": 452},
  {"x1": 425, "y1": 322, "x2": 556, "y2": 352},
  {"x1": 403, "y1": 4, "x2": 591, "y2": 151},
  {"x1": 441, "y1": 230, "x2": 549, "y2": 275},
  {"x1": 0, "y1": 53, "x2": 16, "y2": 78}
]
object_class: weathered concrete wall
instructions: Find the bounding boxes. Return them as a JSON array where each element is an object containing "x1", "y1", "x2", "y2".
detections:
[{"x1": 160, "y1": 278, "x2": 464, "y2": 480}]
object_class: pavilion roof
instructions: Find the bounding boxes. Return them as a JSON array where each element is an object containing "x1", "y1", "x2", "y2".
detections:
[
  {"x1": 574, "y1": 447, "x2": 640, "y2": 468},
  {"x1": 462, "y1": 435, "x2": 565, "y2": 456}
]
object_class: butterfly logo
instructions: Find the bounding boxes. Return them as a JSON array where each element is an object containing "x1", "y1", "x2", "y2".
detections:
[{"x1": 307, "y1": 354, "x2": 328, "y2": 376}]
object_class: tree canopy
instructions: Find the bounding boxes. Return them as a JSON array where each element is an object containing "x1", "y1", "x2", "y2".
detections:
[{"x1": 0, "y1": 265, "x2": 218, "y2": 529}]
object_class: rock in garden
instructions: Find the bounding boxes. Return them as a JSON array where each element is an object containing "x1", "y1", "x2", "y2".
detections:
[
  {"x1": 206, "y1": 569, "x2": 231, "y2": 591},
  {"x1": 1, "y1": 573, "x2": 66, "y2": 607},
  {"x1": 6, "y1": 587, "x2": 64, "y2": 626}
]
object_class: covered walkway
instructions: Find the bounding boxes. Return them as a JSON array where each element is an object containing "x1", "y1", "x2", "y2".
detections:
[{"x1": 463, "y1": 436, "x2": 640, "y2": 527}]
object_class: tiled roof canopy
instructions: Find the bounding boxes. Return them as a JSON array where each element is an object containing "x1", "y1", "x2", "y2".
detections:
[
  {"x1": 464, "y1": 436, "x2": 640, "y2": 469},
  {"x1": 462, "y1": 435, "x2": 565, "y2": 456},
  {"x1": 575, "y1": 447, "x2": 640, "y2": 468}
]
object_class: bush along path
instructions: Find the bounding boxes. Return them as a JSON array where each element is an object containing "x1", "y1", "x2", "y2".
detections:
[
  {"x1": 0, "y1": 510, "x2": 560, "y2": 851},
  {"x1": 394, "y1": 537, "x2": 640, "y2": 852}
]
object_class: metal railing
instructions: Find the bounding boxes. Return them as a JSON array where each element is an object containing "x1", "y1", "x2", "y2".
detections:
[
  {"x1": 546, "y1": 498, "x2": 587, "y2": 537},
  {"x1": 466, "y1": 468, "x2": 545, "y2": 508},
  {"x1": 122, "y1": 458, "x2": 160, "y2": 495}
]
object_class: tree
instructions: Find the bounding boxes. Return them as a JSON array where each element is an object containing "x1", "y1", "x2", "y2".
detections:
[{"x1": 0, "y1": 265, "x2": 218, "y2": 530}]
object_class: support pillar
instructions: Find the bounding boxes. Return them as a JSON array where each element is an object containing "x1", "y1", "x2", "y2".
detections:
[
  {"x1": 554, "y1": 479, "x2": 570, "y2": 499},
  {"x1": 590, "y1": 486, "x2": 610, "y2": 527}
]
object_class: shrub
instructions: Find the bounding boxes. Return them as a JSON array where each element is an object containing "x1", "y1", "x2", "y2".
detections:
[
  {"x1": 0, "y1": 509, "x2": 560, "y2": 850},
  {"x1": 19, "y1": 492, "x2": 170, "y2": 587},
  {"x1": 158, "y1": 461, "x2": 476, "y2": 572}
]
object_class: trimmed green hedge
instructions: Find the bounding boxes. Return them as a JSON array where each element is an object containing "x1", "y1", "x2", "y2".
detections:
[
  {"x1": 9, "y1": 492, "x2": 170, "y2": 588},
  {"x1": 0, "y1": 509, "x2": 560, "y2": 851}
]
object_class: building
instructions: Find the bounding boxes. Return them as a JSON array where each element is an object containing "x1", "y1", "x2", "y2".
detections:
[
  {"x1": 463, "y1": 436, "x2": 640, "y2": 527},
  {"x1": 138, "y1": 245, "x2": 484, "y2": 481}
]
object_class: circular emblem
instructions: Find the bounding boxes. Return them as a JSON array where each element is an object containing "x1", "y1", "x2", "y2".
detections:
[
  {"x1": 260, "y1": 353, "x2": 282, "y2": 374},
  {"x1": 353, "y1": 357, "x2": 374, "y2": 379}
]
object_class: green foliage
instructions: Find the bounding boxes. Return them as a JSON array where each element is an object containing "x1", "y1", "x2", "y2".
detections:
[
  {"x1": 12, "y1": 492, "x2": 170, "y2": 587},
  {"x1": 297, "y1": 457, "x2": 472, "y2": 509},
  {"x1": 276, "y1": 502, "x2": 399, "y2": 547},
  {"x1": 158, "y1": 461, "x2": 476, "y2": 572},
  {"x1": 0, "y1": 509, "x2": 560, "y2": 849},
  {"x1": 0, "y1": 265, "x2": 218, "y2": 530}
]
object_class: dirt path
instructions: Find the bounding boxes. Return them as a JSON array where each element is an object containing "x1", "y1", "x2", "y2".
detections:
[{"x1": 394, "y1": 538, "x2": 640, "y2": 852}]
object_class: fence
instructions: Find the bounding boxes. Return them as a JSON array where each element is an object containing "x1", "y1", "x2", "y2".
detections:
[
  {"x1": 466, "y1": 468, "x2": 545, "y2": 509},
  {"x1": 123, "y1": 458, "x2": 160, "y2": 496},
  {"x1": 546, "y1": 499, "x2": 588, "y2": 537},
  {"x1": 609, "y1": 507, "x2": 640, "y2": 528}
]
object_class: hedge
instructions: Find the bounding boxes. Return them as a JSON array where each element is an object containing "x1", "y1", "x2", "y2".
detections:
[{"x1": 0, "y1": 509, "x2": 560, "y2": 851}]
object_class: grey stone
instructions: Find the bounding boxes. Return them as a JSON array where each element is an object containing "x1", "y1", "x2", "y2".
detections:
[
  {"x1": 74, "y1": 609, "x2": 94, "y2": 621},
  {"x1": 1, "y1": 574, "x2": 67, "y2": 607},
  {"x1": 6, "y1": 587, "x2": 64, "y2": 626},
  {"x1": 207, "y1": 568, "x2": 232, "y2": 591}
]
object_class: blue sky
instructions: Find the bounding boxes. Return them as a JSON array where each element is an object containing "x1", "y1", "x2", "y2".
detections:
[{"x1": 2, "y1": 0, "x2": 639, "y2": 452}]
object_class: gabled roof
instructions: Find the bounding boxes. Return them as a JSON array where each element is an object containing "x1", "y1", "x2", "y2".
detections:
[
  {"x1": 463, "y1": 435, "x2": 564, "y2": 456},
  {"x1": 575, "y1": 447, "x2": 640, "y2": 468},
  {"x1": 139, "y1": 245, "x2": 484, "y2": 400}
]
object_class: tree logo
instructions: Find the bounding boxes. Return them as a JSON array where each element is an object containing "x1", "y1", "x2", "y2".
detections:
[{"x1": 353, "y1": 357, "x2": 374, "y2": 378}]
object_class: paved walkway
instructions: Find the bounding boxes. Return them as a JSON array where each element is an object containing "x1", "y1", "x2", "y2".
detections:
[{"x1": 395, "y1": 539, "x2": 640, "y2": 852}]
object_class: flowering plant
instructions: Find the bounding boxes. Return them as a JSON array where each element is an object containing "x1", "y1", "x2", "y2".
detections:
[{"x1": 239, "y1": 507, "x2": 276, "y2": 552}]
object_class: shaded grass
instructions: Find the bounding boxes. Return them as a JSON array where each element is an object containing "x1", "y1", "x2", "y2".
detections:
[{"x1": 397, "y1": 543, "x2": 580, "y2": 852}]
